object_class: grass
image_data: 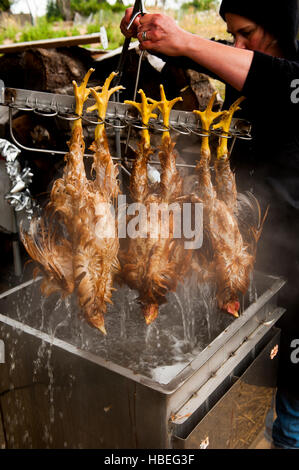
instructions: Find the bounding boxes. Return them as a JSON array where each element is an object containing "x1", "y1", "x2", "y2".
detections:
[
  {"x1": 175, "y1": 7, "x2": 230, "y2": 40},
  {"x1": 0, "y1": 6, "x2": 230, "y2": 96},
  {"x1": 0, "y1": 10, "x2": 125, "y2": 48},
  {"x1": 0, "y1": 6, "x2": 231, "y2": 48}
]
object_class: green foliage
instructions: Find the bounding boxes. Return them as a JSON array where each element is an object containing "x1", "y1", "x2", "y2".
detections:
[
  {"x1": 70, "y1": 0, "x2": 109, "y2": 16},
  {"x1": 70, "y1": 0, "x2": 126, "y2": 16},
  {"x1": 86, "y1": 10, "x2": 124, "y2": 49},
  {"x1": 20, "y1": 17, "x2": 66, "y2": 41},
  {"x1": 0, "y1": 0, "x2": 11, "y2": 12},
  {"x1": 46, "y1": 0, "x2": 64, "y2": 22},
  {"x1": 181, "y1": 0, "x2": 216, "y2": 11},
  {"x1": 0, "y1": 22, "x2": 18, "y2": 42},
  {"x1": 0, "y1": 3, "x2": 125, "y2": 50},
  {"x1": 110, "y1": 2, "x2": 126, "y2": 13}
]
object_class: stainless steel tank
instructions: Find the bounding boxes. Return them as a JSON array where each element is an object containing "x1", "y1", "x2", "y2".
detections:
[{"x1": 0, "y1": 271, "x2": 285, "y2": 449}]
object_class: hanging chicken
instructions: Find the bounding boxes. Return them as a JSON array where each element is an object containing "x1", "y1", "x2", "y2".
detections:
[
  {"x1": 192, "y1": 93, "x2": 257, "y2": 318},
  {"x1": 212, "y1": 98, "x2": 268, "y2": 260},
  {"x1": 21, "y1": 69, "x2": 123, "y2": 334},
  {"x1": 73, "y1": 71, "x2": 123, "y2": 334},
  {"x1": 19, "y1": 68, "x2": 98, "y2": 299},
  {"x1": 120, "y1": 86, "x2": 193, "y2": 325}
]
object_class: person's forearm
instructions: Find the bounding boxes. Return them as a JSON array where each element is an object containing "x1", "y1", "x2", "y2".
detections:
[
  {"x1": 133, "y1": 13, "x2": 254, "y2": 91},
  {"x1": 182, "y1": 33, "x2": 254, "y2": 91}
]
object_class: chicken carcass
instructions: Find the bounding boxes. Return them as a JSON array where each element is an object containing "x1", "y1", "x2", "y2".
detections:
[
  {"x1": 73, "y1": 72, "x2": 123, "y2": 334},
  {"x1": 120, "y1": 86, "x2": 193, "y2": 324},
  {"x1": 193, "y1": 93, "x2": 255, "y2": 317},
  {"x1": 21, "y1": 70, "x2": 123, "y2": 334},
  {"x1": 20, "y1": 68, "x2": 98, "y2": 299}
]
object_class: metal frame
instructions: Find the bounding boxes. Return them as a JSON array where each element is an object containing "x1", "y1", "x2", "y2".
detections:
[
  {"x1": 0, "y1": 82, "x2": 252, "y2": 168},
  {"x1": 0, "y1": 272, "x2": 286, "y2": 448}
]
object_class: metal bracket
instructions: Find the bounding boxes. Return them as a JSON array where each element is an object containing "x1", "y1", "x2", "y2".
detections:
[
  {"x1": 0, "y1": 82, "x2": 252, "y2": 168},
  {"x1": 0, "y1": 84, "x2": 252, "y2": 135}
]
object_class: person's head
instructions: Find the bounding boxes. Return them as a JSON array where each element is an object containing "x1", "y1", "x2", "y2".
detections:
[{"x1": 219, "y1": 0, "x2": 299, "y2": 59}]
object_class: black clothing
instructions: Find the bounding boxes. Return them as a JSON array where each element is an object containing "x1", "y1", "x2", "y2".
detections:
[
  {"x1": 230, "y1": 50, "x2": 299, "y2": 397},
  {"x1": 217, "y1": 0, "x2": 299, "y2": 402},
  {"x1": 219, "y1": 0, "x2": 299, "y2": 59},
  {"x1": 160, "y1": 44, "x2": 299, "y2": 397}
]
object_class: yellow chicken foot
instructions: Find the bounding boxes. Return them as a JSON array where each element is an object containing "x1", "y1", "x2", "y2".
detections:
[
  {"x1": 213, "y1": 96, "x2": 245, "y2": 159},
  {"x1": 153, "y1": 84, "x2": 182, "y2": 145},
  {"x1": 72, "y1": 68, "x2": 98, "y2": 129},
  {"x1": 87, "y1": 77, "x2": 123, "y2": 198},
  {"x1": 193, "y1": 92, "x2": 225, "y2": 204},
  {"x1": 87, "y1": 71, "x2": 125, "y2": 144},
  {"x1": 155, "y1": 85, "x2": 183, "y2": 201},
  {"x1": 125, "y1": 89, "x2": 159, "y2": 150},
  {"x1": 193, "y1": 91, "x2": 225, "y2": 155},
  {"x1": 125, "y1": 89, "x2": 160, "y2": 201},
  {"x1": 212, "y1": 97, "x2": 245, "y2": 211}
]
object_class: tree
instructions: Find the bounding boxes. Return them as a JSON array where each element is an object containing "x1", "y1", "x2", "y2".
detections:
[
  {"x1": 47, "y1": 0, "x2": 63, "y2": 21},
  {"x1": 57, "y1": 0, "x2": 72, "y2": 21},
  {"x1": 0, "y1": 0, "x2": 11, "y2": 12}
]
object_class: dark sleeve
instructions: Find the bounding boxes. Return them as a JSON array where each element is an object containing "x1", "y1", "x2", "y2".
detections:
[{"x1": 242, "y1": 51, "x2": 299, "y2": 110}]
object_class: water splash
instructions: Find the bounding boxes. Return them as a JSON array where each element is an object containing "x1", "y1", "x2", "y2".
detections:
[
  {"x1": 248, "y1": 271, "x2": 258, "y2": 304},
  {"x1": 1, "y1": 273, "x2": 236, "y2": 387}
]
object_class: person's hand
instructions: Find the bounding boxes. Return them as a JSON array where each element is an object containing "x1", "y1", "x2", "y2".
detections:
[
  {"x1": 120, "y1": 7, "x2": 141, "y2": 38},
  {"x1": 136, "y1": 13, "x2": 189, "y2": 56}
]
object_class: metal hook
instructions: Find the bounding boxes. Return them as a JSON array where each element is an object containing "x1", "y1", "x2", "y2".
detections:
[
  {"x1": 81, "y1": 115, "x2": 105, "y2": 126},
  {"x1": 126, "y1": 0, "x2": 147, "y2": 30},
  {"x1": 105, "y1": 119, "x2": 127, "y2": 130},
  {"x1": 166, "y1": 114, "x2": 191, "y2": 135},
  {"x1": 56, "y1": 103, "x2": 81, "y2": 121},
  {"x1": 148, "y1": 121, "x2": 170, "y2": 133},
  {"x1": 57, "y1": 111, "x2": 81, "y2": 122},
  {"x1": 190, "y1": 126, "x2": 210, "y2": 137},
  {"x1": 233, "y1": 131, "x2": 252, "y2": 141},
  {"x1": 33, "y1": 106, "x2": 58, "y2": 117},
  {"x1": 169, "y1": 123, "x2": 191, "y2": 135},
  {"x1": 118, "y1": 162, "x2": 132, "y2": 177},
  {"x1": 232, "y1": 119, "x2": 252, "y2": 140},
  {"x1": 8, "y1": 95, "x2": 34, "y2": 112},
  {"x1": 210, "y1": 128, "x2": 232, "y2": 139},
  {"x1": 123, "y1": 112, "x2": 148, "y2": 130}
]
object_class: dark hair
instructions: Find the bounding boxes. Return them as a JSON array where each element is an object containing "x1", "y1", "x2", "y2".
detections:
[{"x1": 219, "y1": 0, "x2": 299, "y2": 58}]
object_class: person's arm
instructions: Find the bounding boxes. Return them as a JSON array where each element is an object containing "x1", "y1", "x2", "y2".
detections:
[
  {"x1": 152, "y1": 38, "x2": 234, "y2": 81},
  {"x1": 130, "y1": 13, "x2": 254, "y2": 91},
  {"x1": 173, "y1": 35, "x2": 253, "y2": 91}
]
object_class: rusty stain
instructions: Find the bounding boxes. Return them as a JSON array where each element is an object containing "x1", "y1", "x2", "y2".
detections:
[
  {"x1": 199, "y1": 436, "x2": 209, "y2": 449},
  {"x1": 270, "y1": 344, "x2": 279, "y2": 360},
  {"x1": 170, "y1": 412, "x2": 192, "y2": 422}
]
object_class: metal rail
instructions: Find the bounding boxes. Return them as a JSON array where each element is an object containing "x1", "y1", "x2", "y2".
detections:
[{"x1": 0, "y1": 82, "x2": 252, "y2": 169}]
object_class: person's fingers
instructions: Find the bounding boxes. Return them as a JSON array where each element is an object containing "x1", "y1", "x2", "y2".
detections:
[
  {"x1": 139, "y1": 13, "x2": 154, "y2": 25},
  {"x1": 120, "y1": 7, "x2": 141, "y2": 38},
  {"x1": 137, "y1": 30, "x2": 151, "y2": 43},
  {"x1": 125, "y1": 7, "x2": 134, "y2": 21}
]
